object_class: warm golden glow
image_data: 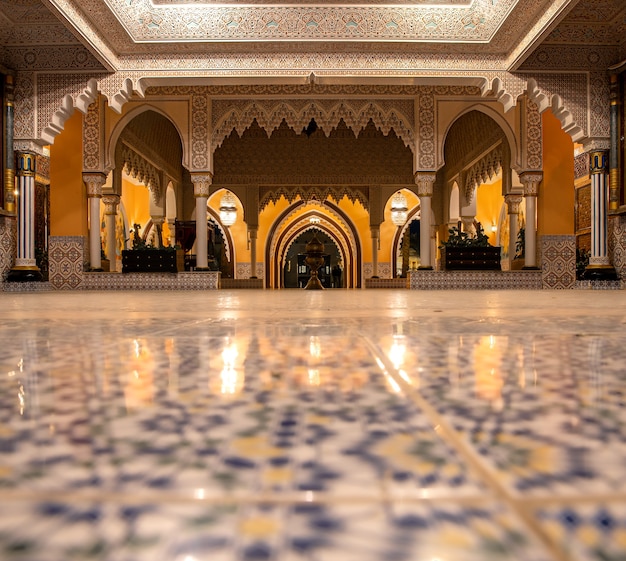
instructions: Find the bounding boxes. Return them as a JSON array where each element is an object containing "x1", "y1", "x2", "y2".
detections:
[{"x1": 473, "y1": 335, "x2": 504, "y2": 406}]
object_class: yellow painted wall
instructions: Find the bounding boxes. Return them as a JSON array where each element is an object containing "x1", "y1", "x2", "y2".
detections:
[
  {"x1": 338, "y1": 197, "x2": 369, "y2": 260},
  {"x1": 49, "y1": 110, "x2": 87, "y2": 236},
  {"x1": 121, "y1": 178, "x2": 151, "y2": 241},
  {"x1": 208, "y1": 190, "x2": 248, "y2": 261},
  {"x1": 476, "y1": 178, "x2": 504, "y2": 247},
  {"x1": 538, "y1": 111, "x2": 575, "y2": 235}
]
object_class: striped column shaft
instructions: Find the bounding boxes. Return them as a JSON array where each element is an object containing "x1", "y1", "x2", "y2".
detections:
[
  {"x1": 15, "y1": 153, "x2": 37, "y2": 267},
  {"x1": 589, "y1": 151, "x2": 610, "y2": 266},
  {"x1": 4, "y1": 75, "x2": 15, "y2": 213}
]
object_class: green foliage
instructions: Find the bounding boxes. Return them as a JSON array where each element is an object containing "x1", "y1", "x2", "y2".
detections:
[
  {"x1": 440, "y1": 222, "x2": 491, "y2": 248},
  {"x1": 129, "y1": 223, "x2": 180, "y2": 252}
]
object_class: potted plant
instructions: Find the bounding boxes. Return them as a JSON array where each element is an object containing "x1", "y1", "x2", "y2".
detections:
[
  {"x1": 122, "y1": 223, "x2": 184, "y2": 273},
  {"x1": 440, "y1": 222, "x2": 501, "y2": 270}
]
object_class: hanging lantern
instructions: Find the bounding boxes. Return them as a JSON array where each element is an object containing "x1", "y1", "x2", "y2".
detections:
[
  {"x1": 219, "y1": 191, "x2": 237, "y2": 226},
  {"x1": 390, "y1": 191, "x2": 408, "y2": 227}
]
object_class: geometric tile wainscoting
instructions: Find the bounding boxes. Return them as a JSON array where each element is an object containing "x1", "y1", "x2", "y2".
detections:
[
  {"x1": 82, "y1": 271, "x2": 221, "y2": 291},
  {"x1": 540, "y1": 235, "x2": 576, "y2": 290},
  {"x1": 409, "y1": 270, "x2": 543, "y2": 290},
  {"x1": 48, "y1": 236, "x2": 87, "y2": 290}
]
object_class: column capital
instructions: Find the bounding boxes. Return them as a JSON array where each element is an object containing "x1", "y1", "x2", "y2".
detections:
[
  {"x1": 83, "y1": 172, "x2": 107, "y2": 198},
  {"x1": 589, "y1": 150, "x2": 609, "y2": 174},
  {"x1": 504, "y1": 194, "x2": 523, "y2": 214},
  {"x1": 16, "y1": 152, "x2": 36, "y2": 177},
  {"x1": 102, "y1": 193, "x2": 120, "y2": 214},
  {"x1": 519, "y1": 172, "x2": 543, "y2": 196},
  {"x1": 414, "y1": 171, "x2": 436, "y2": 197},
  {"x1": 191, "y1": 173, "x2": 213, "y2": 197}
]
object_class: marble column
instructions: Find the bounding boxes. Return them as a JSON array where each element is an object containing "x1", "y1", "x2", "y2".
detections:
[
  {"x1": 83, "y1": 173, "x2": 106, "y2": 271},
  {"x1": 519, "y1": 173, "x2": 542, "y2": 269},
  {"x1": 505, "y1": 194, "x2": 523, "y2": 265},
  {"x1": 192, "y1": 174, "x2": 211, "y2": 270},
  {"x1": 249, "y1": 227, "x2": 258, "y2": 278},
  {"x1": 585, "y1": 150, "x2": 617, "y2": 280},
  {"x1": 7, "y1": 152, "x2": 42, "y2": 281},
  {"x1": 415, "y1": 172, "x2": 436, "y2": 270},
  {"x1": 371, "y1": 226, "x2": 380, "y2": 278},
  {"x1": 102, "y1": 194, "x2": 120, "y2": 271}
]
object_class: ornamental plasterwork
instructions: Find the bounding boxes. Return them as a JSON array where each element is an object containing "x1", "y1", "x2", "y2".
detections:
[
  {"x1": 83, "y1": 101, "x2": 103, "y2": 171},
  {"x1": 525, "y1": 73, "x2": 588, "y2": 140},
  {"x1": 2, "y1": 46, "x2": 105, "y2": 71},
  {"x1": 211, "y1": 99, "x2": 415, "y2": 148},
  {"x1": 259, "y1": 185, "x2": 370, "y2": 211},
  {"x1": 525, "y1": 99, "x2": 542, "y2": 170},
  {"x1": 191, "y1": 92, "x2": 210, "y2": 170},
  {"x1": 465, "y1": 145, "x2": 503, "y2": 202},
  {"x1": 121, "y1": 144, "x2": 162, "y2": 204},
  {"x1": 87, "y1": 0, "x2": 528, "y2": 44}
]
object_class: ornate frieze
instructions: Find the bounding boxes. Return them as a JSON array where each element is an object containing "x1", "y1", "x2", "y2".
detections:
[
  {"x1": 259, "y1": 185, "x2": 369, "y2": 211},
  {"x1": 94, "y1": 0, "x2": 524, "y2": 43},
  {"x1": 211, "y1": 98, "x2": 415, "y2": 148}
]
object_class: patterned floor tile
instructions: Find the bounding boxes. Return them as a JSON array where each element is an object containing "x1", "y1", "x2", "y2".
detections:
[{"x1": 0, "y1": 498, "x2": 554, "y2": 561}]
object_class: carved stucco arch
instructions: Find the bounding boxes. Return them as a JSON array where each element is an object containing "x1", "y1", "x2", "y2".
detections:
[
  {"x1": 211, "y1": 99, "x2": 415, "y2": 150},
  {"x1": 526, "y1": 78, "x2": 585, "y2": 142},
  {"x1": 104, "y1": 104, "x2": 190, "y2": 174},
  {"x1": 437, "y1": 102, "x2": 520, "y2": 174},
  {"x1": 267, "y1": 199, "x2": 361, "y2": 289}
]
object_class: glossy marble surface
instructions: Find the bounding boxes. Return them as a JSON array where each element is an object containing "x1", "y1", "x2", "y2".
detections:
[{"x1": 1, "y1": 289, "x2": 625, "y2": 561}]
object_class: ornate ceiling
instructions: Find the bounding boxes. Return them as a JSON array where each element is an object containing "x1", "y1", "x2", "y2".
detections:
[{"x1": 0, "y1": 0, "x2": 622, "y2": 78}]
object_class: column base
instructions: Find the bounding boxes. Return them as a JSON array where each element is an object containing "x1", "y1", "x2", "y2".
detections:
[
  {"x1": 7, "y1": 266, "x2": 43, "y2": 282},
  {"x1": 194, "y1": 267, "x2": 211, "y2": 272},
  {"x1": 417, "y1": 266, "x2": 433, "y2": 270},
  {"x1": 582, "y1": 265, "x2": 619, "y2": 281}
]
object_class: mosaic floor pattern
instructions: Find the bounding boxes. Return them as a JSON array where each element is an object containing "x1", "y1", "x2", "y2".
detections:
[{"x1": 0, "y1": 289, "x2": 625, "y2": 561}]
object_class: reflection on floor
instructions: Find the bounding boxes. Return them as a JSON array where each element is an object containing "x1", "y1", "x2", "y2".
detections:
[{"x1": 1, "y1": 289, "x2": 625, "y2": 561}]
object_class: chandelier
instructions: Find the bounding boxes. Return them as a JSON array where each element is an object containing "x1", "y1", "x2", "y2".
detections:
[
  {"x1": 390, "y1": 191, "x2": 408, "y2": 227},
  {"x1": 219, "y1": 191, "x2": 237, "y2": 226}
]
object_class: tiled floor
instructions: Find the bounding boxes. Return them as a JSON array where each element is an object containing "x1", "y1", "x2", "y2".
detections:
[{"x1": 1, "y1": 289, "x2": 625, "y2": 561}]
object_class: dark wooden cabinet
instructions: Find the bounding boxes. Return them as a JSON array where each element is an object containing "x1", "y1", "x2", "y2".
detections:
[
  {"x1": 122, "y1": 249, "x2": 185, "y2": 273},
  {"x1": 441, "y1": 246, "x2": 501, "y2": 270}
]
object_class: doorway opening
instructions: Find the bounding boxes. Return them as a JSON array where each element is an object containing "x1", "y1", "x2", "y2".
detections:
[{"x1": 283, "y1": 229, "x2": 343, "y2": 288}]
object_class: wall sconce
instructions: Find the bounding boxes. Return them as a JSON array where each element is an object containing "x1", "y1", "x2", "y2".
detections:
[
  {"x1": 491, "y1": 224, "x2": 497, "y2": 233},
  {"x1": 219, "y1": 191, "x2": 237, "y2": 227},
  {"x1": 390, "y1": 191, "x2": 408, "y2": 227}
]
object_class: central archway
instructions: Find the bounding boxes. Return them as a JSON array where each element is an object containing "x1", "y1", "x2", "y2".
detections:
[{"x1": 266, "y1": 200, "x2": 361, "y2": 289}]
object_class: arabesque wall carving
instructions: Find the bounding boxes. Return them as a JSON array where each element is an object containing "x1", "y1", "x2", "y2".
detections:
[{"x1": 211, "y1": 98, "x2": 415, "y2": 148}]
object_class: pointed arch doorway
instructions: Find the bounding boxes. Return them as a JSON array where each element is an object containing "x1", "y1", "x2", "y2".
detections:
[{"x1": 267, "y1": 203, "x2": 361, "y2": 289}]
